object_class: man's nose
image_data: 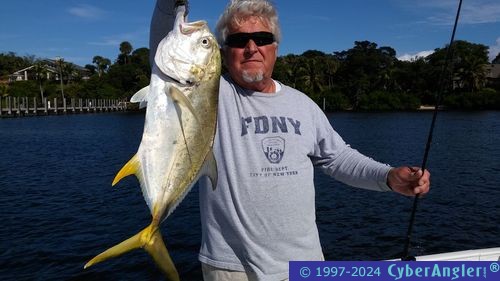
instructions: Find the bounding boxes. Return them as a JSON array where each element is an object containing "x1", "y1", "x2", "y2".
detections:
[{"x1": 244, "y1": 39, "x2": 258, "y2": 55}]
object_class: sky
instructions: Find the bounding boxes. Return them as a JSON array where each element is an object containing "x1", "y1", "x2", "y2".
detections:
[{"x1": 1, "y1": 0, "x2": 499, "y2": 67}]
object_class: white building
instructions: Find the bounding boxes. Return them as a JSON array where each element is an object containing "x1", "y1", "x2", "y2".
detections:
[{"x1": 9, "y1": 59, "x2": 90, "y2": 82}]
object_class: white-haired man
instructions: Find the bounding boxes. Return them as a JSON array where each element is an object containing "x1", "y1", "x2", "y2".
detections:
[{"x1": 150, "y1": 1, "x2": 430, "y2": 280}]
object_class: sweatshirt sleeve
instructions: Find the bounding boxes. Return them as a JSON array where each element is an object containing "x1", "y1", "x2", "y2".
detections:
[
  {"x1": 309, "y1": 111, "x2": 393, "y2": 192},
  {"x1": 149, "y1": 0, "x2": 176, "y2": 66}
]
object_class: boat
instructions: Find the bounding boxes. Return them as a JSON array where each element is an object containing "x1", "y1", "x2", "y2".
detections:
[{"x1": 390, "y1": 247, "x2": 500, "y2": 261}]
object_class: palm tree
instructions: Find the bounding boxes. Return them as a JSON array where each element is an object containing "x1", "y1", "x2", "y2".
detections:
[
  {"x1": 92, "y1": 56, "x2": 111, "y2": 77},
  {"x1": 273, "y1": 54, "x2": 299, "y2": 87},
  {"x1": 459, "y1": 56, "x2": 488, "y2": 92},
  {"x1": 119, "y1": 41, "x2": 133, "y2": 64},
  {"x1": 63, "y1": 63, "x2": 76, "y2": 84},
  {"x1": 33, "y1": 61, "x2": 48, "y2": 100},
  {"x1": 323, "y1": 55, "x2": 340, "y2": 89},
  {"x1": 297, "y1": 56, "x2": 325, "y2": 96},
  {"x1": 55, "y1": 57, "x2": 65, "y2": 100}
]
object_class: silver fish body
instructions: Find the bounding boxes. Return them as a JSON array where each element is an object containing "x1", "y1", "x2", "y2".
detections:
[{"x1": 84, "y1": 6, "x2": 221, "y2": 281}]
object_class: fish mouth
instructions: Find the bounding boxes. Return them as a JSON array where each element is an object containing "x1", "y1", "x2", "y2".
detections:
[
  {"x1": 174, "y1": 5, "x2": 207, "y2": 35},
  {"x1": 180, "y1": 21, "x2": 207, "y2": 35}
]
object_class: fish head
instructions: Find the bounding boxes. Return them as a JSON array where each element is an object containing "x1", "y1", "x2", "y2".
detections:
[{"x1": 155, "y1": 9, "x2": 220, "y2": 85}]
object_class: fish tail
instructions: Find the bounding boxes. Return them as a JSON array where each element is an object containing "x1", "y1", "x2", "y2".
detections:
[{"x1": 84, "y1": 223, "x2": 180, "y2": 281}]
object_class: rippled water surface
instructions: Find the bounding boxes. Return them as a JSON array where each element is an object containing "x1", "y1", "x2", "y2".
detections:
[{"x1": 1, "y1": 111, "x2": 499, "y2": 280}]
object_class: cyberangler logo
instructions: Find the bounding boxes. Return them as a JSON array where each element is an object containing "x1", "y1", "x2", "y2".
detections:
[{"x1": 262, "y1": 137, "x2": 285, "y2": 164}]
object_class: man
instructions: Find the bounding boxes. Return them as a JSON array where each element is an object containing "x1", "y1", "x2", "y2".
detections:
[{"x1": 150, "y1": 1, "x2": 430, "y2": 280}]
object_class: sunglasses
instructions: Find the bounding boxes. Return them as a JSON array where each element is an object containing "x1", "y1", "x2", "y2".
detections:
[{"x1": 225, "y1": 32, "x2": 275, "y2": 48}]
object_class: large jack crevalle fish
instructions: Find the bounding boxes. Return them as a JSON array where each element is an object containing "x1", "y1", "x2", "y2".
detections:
[{"x1": 84, "y1": 6, "x2": 221, "y2": 281}]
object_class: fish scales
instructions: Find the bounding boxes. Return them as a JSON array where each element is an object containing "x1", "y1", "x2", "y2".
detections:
[{"x1": 84, "y1": 6, "x2": 221, "y2": 281}]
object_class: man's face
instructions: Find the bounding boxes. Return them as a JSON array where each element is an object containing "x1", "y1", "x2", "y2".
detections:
[{"x1": 224, "y1": 16, "x2": 278, "y2": 92}]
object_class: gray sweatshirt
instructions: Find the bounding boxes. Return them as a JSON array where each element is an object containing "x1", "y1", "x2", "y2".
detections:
[{"x1": 198, "y1": 74, "x2": 392, "y2": 281}]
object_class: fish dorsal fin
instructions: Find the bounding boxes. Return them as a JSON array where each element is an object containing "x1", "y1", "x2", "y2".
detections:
[
  {"x1": 201, "y1": 150, "x2": 218, "y2": 190},
  {"x1": 112, "y1": 154, "x2": 141, "y2": 186},
  {"x1": 169, "y1": 86, "x2": 201, "y2": 127},
  {"x1": 130, "y1": 85, "x2": 150, "y2": 109}
]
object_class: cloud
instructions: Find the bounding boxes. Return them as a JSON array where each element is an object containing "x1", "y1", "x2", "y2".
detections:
[
  {"x1": 398, "y1": 50, "x2": 434, "y2": 61},
  {"x1": 490, "y1": 37, "x2": 500, "y2": 62},
  {"x1": 398, "y1": 39, "x2": 499, "y2": 62},
  {"x1": 68, "y1": 4, "x2": 106, "y2": 20},
  {"x1": 461, "y1": 2, "x2": 500, "y2": 24},
  {"x1": 87, "y1": 29, "x2": 149, "y2": 48},
  {"x1": 406, "y1": 0, "x2": 500, "y2": 25},
  {"x1": 88, "y1": 38, "x2": 122, "y2": 47}
]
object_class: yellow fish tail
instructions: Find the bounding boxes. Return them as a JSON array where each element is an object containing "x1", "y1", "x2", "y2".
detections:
[{"x1": 84, "y1": 223, "x2": 179, "y2": 281}]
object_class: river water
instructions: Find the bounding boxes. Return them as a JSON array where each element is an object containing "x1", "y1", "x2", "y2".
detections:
[{"x1": 0, "y1": 111, "x2": 498, "y2": 280}]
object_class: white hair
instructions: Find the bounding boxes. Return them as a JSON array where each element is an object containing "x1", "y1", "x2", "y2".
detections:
[{"x1": 215, "y1": 0, "x2": 281, "y2": 48}]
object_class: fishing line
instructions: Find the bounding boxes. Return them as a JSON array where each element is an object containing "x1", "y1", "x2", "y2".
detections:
[{"x1": 401, "y1": 0, "x2": 463, "y2": 261}]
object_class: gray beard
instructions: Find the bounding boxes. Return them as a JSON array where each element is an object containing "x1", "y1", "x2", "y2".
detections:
[{"x1": 242, "y1": 70, "x2": 264, "y2": 83}]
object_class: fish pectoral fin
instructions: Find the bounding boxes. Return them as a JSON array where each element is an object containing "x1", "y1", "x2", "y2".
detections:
[
  {"x1": 169, "y1": 86, "x2": 202, "y2": 127},
  {"x1": 130, "y1": 85, "x2": 150, "y2": 108},
  {"x1": 170, "y1": 85, "x2": 205, "y2": 166},
  {"x1": 112, "y1": 154, "x2": 141, "y2": 186},
  {"x1": 84, "y1": 223, "x2": 180, "y2": 281},
  {"x1": 201, "y1": 150, "x2": 218, "y2": 190}
]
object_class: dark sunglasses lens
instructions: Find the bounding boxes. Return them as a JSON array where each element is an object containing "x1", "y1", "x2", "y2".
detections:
[
  {"x1": 253, "y1": 33, "x2": 275, "y2": 46},
  {"x1": 225, "y1": 32, "x2": 275, "y2": 48},
  {"x1": 225, "y1": 34, "x2": 249, "y2": 48}
]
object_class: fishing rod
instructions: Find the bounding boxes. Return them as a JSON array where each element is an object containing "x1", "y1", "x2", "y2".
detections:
[{"x1": 401, "y1": 0, "x2": 463, "y2": 261}]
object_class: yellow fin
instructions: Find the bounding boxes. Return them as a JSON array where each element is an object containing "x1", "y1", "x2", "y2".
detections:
[
  {"x1": 84, "y1": 223, "x2": 180, "y2": 281},
  {"x1": 144, "y1": 226, "x2": 179, "y2": 281},
  {"x1": 112, "y1": 154, "x2": 140, "y2": 186}
]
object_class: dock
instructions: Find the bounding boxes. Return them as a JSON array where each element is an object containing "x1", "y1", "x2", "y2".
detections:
[{"x1": 0, "y1": 96, "x2": 128, "y2": 118}]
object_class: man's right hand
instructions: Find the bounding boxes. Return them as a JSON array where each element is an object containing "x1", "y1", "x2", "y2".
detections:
[{"x1": 175, "y1": 0, "x2": 189, "y2": 15}]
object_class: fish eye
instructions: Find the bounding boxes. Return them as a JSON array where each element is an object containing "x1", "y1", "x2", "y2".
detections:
[{"x1": 200, "y1": 37, "x2": 210, "y2": 48}]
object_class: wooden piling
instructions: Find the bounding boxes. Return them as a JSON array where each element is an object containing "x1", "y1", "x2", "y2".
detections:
[{"x1": 0, "y1": 96, "x2": 127, "y2": 117}]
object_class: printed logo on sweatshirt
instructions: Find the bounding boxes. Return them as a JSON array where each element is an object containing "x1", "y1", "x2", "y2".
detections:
[
  {"x1": 241, "y1": 116, "x2": 301, "y2": 136},
  {"x1": 249, "y1": 165, "x2": 298, "y2": 178},
  {"x1": 262, "y1": 137, "x2": 285, "y2": 164}
]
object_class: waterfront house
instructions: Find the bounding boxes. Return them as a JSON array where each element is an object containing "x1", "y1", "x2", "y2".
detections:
[
  {"x1": 8, "y1": 59, "x2": 90, "y2": 82},
  {"x1": 486, "y1": 64, "x2": 500, "y2": 80}
]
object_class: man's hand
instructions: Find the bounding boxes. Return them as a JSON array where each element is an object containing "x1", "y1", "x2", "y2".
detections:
[
  {"x1": 175, "y1": 0, "x2": 189, "y2": 15},
  {"x1": 387, "y1": 166, "x2": 430, "y2": 196}
]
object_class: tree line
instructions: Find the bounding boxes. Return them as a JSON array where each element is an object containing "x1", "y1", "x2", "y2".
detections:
[
  {"x1": 1, "y1": 40, "x2": 500, "y2": 110},
  {"x1": 0, "y1": 41, "x2": 151, "y2": 103}
]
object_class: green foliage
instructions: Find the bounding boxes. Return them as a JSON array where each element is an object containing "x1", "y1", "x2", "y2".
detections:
[
  {"x1": 76, "y1": 76, "x2": 120, "y2": 99},
  {"x1": 0, "y1": 52, "x2": 34, "y2": 77},
  {"x1": 333, "y1": 41, "x2": 398, "y2": 108},
  {"x1": 358, "y1": 91, "x2": 420, "y2": 111},
  {"x1": 2, "y1": 39, "x2": 498, "y2": 111},
  {"x1": 7, "y1": 81, "x2": 39, "y2": 97},
  {"x1": 321, "y1": 89, "x2": 350, "y2": 111},
  {"x1": 63, "y1": 83, "x2": 85, "y2": 99},
  {"x1": 427, "y1": 40, "x2": 489, "y2": 93},
  {"x1": 0, "y1": 83, "x2": 9, "y2": 97},
  {"x1": 444, "y1": 88, "x2": 500, "y2": 109}
]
